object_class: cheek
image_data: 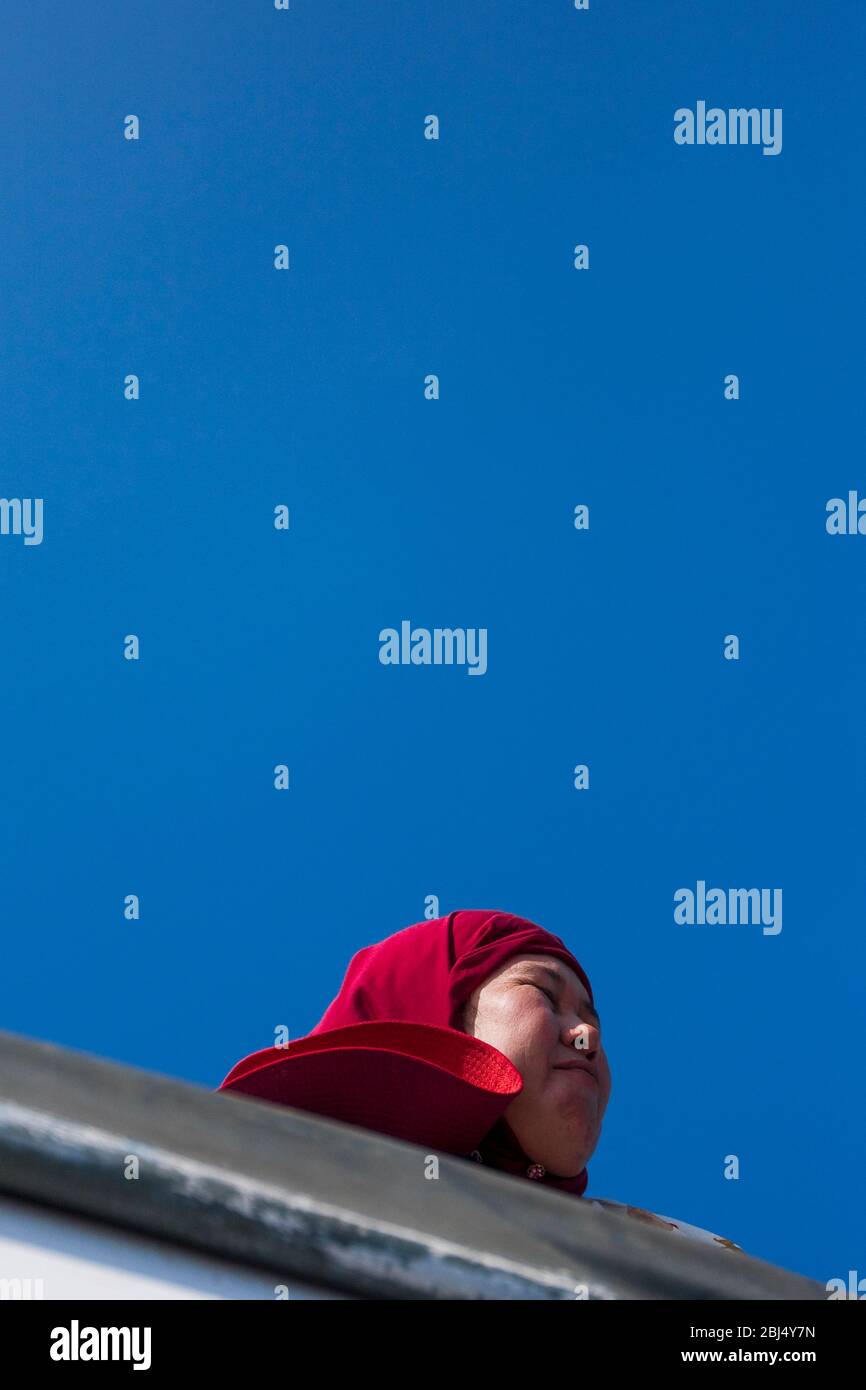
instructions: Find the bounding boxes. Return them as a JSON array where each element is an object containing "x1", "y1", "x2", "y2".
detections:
[
  {"x1": 480, "y1": 997, "x2": 555, "y2": 1076},
  {"x1": 510, "y1": 1009, "x2": 562, "y2": 1086},
  {"x1": 596, "y1": 1052, "x2": 613, "y2": 1109}
]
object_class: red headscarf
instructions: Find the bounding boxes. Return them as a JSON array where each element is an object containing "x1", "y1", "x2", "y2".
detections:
[{"x1": 310, "y1": 909, "x2": 595, "y2": 1196}]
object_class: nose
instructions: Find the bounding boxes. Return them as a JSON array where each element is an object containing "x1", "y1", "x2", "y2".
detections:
[{"x1": 565, "y1": 1021, "x2": 601, "y2": 1057}]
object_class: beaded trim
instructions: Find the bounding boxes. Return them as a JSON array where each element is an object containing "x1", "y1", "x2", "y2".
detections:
[{"x1": 468, "y1": 1149, "x2": 547, "y2": 1181}]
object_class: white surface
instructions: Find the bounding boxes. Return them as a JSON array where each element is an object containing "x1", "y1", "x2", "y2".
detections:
[{"x1": 0, "y1": 1194, "x2": 346, "y2": 1300}]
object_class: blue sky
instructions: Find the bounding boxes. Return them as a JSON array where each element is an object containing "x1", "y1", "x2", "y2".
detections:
[{"x1": 1, "y1": 1, "x2": 863, "y2": 1287}]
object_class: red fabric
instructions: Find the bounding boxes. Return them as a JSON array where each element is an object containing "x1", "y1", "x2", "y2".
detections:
[
  {"x1": 310, "y1": 909, "x2": 593, "y2": 1196},
  {"x1": 311, "y1": 908, "x2": 594, "y2": 1033},
  {"x1": 220, "y1": 1020, "x2": 524, "y2": 1154}
]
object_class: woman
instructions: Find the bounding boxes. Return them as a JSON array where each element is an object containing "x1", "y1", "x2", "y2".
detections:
[{"x1": 218, "y1": 908, "x2": 742, "y2": 1253}]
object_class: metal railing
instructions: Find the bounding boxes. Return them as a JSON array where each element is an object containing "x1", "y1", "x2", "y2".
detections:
[{"x1": 0, "y1": 1029, "x2": 826, "y2": 1300}]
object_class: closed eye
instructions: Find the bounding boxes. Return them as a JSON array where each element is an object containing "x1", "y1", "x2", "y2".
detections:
[
  {"x1": 527, "y1": 980, "x2": 600, "y2": 1035},
  {"x1": 533, "y1": 984, "x2": 557, "y2": 1005}
]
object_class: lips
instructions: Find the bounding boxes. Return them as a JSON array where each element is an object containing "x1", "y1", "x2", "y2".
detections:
[{"x1": 554, "y1": 1060, "x2": 598, "y2": 1083}]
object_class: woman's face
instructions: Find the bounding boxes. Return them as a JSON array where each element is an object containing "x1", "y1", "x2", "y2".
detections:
[{"x1": 461, "y1": 952, "x2": 612, "y2": 1177}]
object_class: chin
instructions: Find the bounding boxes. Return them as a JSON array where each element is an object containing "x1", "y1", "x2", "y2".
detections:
[
  {"x1": 525, "y1": 1121, "x2": 597, "y2": 1176},
  {"x1": 511, "y1": 1097, "x2": 600, "y2": 1170},
  {"x1": 549, "y1": 1124, "x2": 599, "y2": 1175}
]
